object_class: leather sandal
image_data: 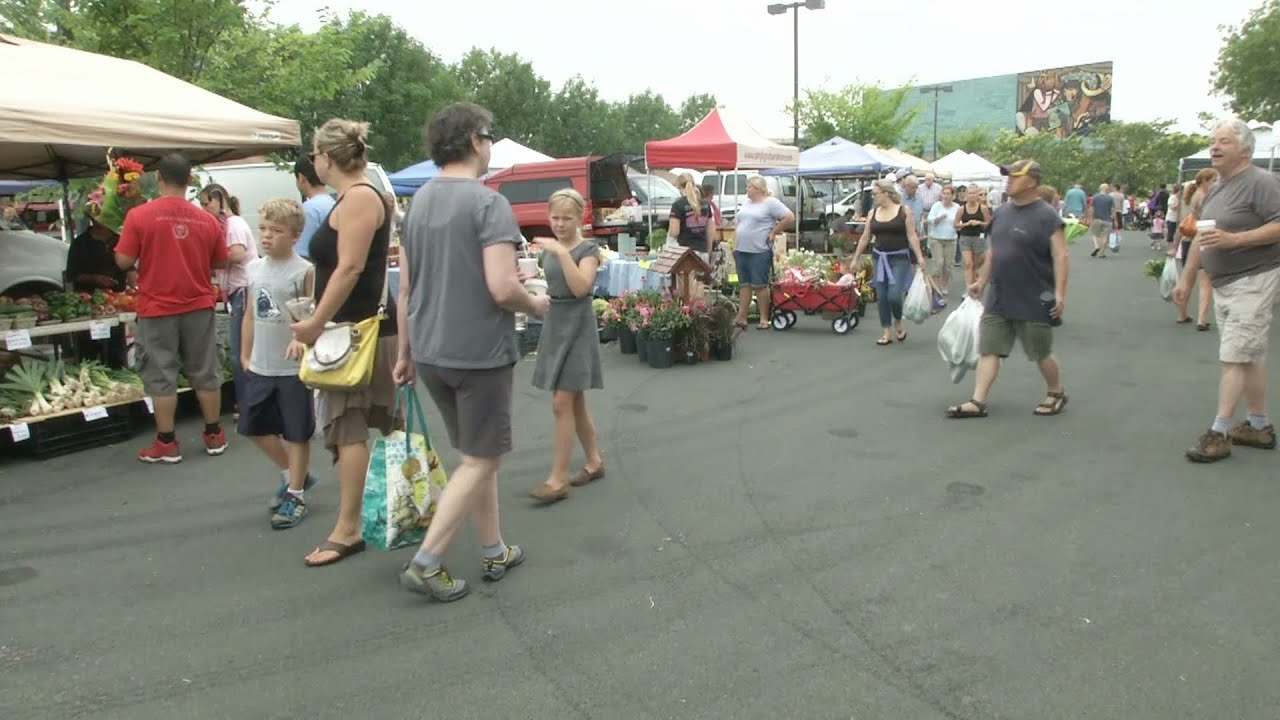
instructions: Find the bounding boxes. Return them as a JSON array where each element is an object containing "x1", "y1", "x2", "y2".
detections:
[{"x1": 946, "y1": 399, "x2": 988, "y2": 418}]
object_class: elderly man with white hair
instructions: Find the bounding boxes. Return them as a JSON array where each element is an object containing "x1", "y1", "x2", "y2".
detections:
[{"x1": 1176, "y1": 119, "x2": 1280, "y2": 463}]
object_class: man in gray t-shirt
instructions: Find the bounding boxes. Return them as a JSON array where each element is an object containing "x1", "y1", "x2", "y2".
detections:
[
  {"x1": 1176, "y1": 120, "x2": 1280, "y2": 463},
  {"x1": 946, "y1": 159, "x2": 1069, "y2": 420},
  {"x1": 393, "y1": 102, "x2": 549, "y2": 603}
]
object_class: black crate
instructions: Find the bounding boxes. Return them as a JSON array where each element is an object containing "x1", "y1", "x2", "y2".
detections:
[{"x1": 1, "y1": 404, "x2": 136, "y2": 459}]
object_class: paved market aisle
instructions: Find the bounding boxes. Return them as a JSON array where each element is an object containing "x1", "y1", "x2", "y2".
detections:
[{"x1": 3, "y1": 232, "x2": 1279, "y2": 720}]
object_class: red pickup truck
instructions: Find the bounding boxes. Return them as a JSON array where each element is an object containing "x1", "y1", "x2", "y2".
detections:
[{"x1": 483, "y1": 154, "x2": 634, "y2": 246}]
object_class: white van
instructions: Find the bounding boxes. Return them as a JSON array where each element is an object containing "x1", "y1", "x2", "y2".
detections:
[
  {"x1": 698, "y1": 171, "x2": 826, "y2": 230},
  {"x1": 189, "y1": 161, "x2": 394, "y2": 241}
]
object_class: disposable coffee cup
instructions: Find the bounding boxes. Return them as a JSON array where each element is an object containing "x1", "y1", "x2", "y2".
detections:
[
  {"x1": 518, "y1": 258, "x2": 539, "y2": 277},
  {"x1": 285, "y1": 297, "x2": 314, "y2": 322},
  {"x1": 1195, "y1": 219, "x2": 1216, "y2": 234},
  {"x1": 524, "y1": 278, "x2": 548, "y2": 297},
  {"x1": 1039, "y1": 291, "x2": 1062, "y2": 327}
]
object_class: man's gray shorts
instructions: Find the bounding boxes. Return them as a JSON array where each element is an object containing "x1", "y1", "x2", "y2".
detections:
[{"x1": 135, "y1": 309, "x2": 223, "y2": 396}]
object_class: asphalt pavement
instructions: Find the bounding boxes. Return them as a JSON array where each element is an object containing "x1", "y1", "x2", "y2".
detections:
[{"x1": 3, "y1": 230, "x2": 1279, "y2": 720}]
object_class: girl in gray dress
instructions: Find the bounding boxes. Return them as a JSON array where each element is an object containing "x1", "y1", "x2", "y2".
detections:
[{"x1": 528, "y1": 188, "x2": 606, "y2": 504}]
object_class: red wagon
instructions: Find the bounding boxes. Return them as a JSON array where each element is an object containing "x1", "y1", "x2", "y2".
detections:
[{"x1": 769, "y1": 281, "x2": 863, "y2": 334}]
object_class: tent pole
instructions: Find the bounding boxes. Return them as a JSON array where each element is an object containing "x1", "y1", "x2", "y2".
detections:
[{"x1": 646, "y1": 162, "x2": 653, "y2": 250}]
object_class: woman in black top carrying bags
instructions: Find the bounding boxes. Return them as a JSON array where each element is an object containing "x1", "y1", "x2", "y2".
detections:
[{"x1": 291, "y1": 119, "x2": 400, "y2": 568}]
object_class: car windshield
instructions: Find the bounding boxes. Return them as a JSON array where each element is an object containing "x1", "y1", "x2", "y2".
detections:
[{"x1": 630, "y1": 175, "x2": 680, "y2": 202}]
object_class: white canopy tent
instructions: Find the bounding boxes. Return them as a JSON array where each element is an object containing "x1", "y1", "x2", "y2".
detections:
[
  {"x1": 488, "y1": 138, "x2": 554, "y2": 170},
  {"x1": 931, "y1": 150, "x2": 1003, "y2": 183},
  {"x1": 0, "y1": 33, "x2": 301, "y2": 180}
]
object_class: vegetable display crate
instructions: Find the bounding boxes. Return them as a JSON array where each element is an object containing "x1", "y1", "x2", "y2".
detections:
[
  {"x1": 769, "y1": 282, "x2": 864, "y2": 335},
  {"x1": 1, "y1": 402, "x2": 136, "y2": 459}
]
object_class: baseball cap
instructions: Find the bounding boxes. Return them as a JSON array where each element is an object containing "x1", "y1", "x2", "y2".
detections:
[{"x1": 1000, "y1": 159, "x2": 1042, "y2": 179}]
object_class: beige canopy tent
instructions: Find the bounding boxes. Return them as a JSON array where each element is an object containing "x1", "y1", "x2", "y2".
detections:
[{"x1": 0, "y1": 33, "x2": 301, "y2": 180}]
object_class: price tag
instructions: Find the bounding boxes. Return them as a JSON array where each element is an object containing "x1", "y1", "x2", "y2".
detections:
[
  {"x1": 82, "y1": 406, "x2": 108, "y2": 421},
  {"x1": 8, "y1": 423, "x2": 30, "y2": 442},
  {"x1": 89, "y1": 321, "x2": 111, "y2": 340},
  {"x1": 143, "y1": 397, "x2": 154, "y2": 414},
  {"x1": 4, "y1": 329, "x2": 32, "y2": 350}
]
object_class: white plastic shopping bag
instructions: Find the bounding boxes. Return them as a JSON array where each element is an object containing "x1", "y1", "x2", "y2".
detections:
[
  {"x1": 903, "y1": 270, "x2": 932, "y2": 324},
  {"x1": 1159, "y1": 257, "x2": 1178, "y2": 302},
  {"x1": 1109, "y1": 231, "x2": 1120, "y2": 252},
  {"x1": 937, "y1": 297, "x2": 984, "y2": 383}
]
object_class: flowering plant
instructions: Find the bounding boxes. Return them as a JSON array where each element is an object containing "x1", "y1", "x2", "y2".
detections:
[
  {"x1": 780, "y1": 249, "x2": 839, "y2": 287},
  {"x1": 86, "y1": 154, "x2": 148, "y2": 233},
  {"x1": 646, "y1": 298, "x2": 693, "y2": 341}
]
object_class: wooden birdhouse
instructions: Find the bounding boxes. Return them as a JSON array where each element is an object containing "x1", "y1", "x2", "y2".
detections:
[{"x1": 649, "y1": 246, "x2": 712, "y2": 302}]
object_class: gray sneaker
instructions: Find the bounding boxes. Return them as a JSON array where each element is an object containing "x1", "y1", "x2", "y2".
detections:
[
  {"x1": 399, "y1": 563, "x2": 469, "y2": 602},
  {"x1": 482, "y1": 544, "x2": 525, "y2": 582}
]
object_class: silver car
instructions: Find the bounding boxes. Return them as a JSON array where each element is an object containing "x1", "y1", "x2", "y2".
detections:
[{"x1": 0, "y1": 216, "x2": 68, "y2": 297}]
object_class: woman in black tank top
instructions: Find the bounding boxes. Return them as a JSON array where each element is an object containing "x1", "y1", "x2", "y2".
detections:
[
  {"x1": 293, "y1": 118, "x2": 400, "y2": 568},
  {"x1": 955, "y1": 187, "x2": 991, "y2": 287},
  {"x1": 847, "y1": 179, "x2": 928, "y2": 345}
]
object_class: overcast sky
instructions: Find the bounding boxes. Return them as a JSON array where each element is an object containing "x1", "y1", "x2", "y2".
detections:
[{"x1": 267, "y1": 0, "x2": 1265, "y2": 141}]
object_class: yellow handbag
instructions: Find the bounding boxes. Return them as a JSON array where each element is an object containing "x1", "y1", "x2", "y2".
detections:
[{"x1": 298, "y1": 267, "x2": 388, "y2": 391}]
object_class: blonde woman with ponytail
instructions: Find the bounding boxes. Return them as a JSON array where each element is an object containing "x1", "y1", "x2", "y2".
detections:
[{"x1": 527, "y1": 188, "x2": 605, "y2": 504}]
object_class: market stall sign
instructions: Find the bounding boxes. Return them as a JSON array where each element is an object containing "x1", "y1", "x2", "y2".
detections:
[
  {"x1": 7, "y1": 423, "x2": 30, "y2": 442},
  {"x1": 89, "y1": 321, "x2": 111, "y2": 340},
  {"x1": 143, "y1": 397, "x2": 154, "y2": 414},
  {"x1": 82, "y1": 406, "x2": 108, "y2": 421},
  {"x1": 4, "y1": 329, "x2": 32, "y2": 350}
]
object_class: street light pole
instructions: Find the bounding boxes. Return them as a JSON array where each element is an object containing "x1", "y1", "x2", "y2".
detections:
[
  {"x1": 918, "y1": 84, "x2": 953, "y2": 161},
  {"x1": 768, "y1": 0, "x2": 825, "y2": 147}
]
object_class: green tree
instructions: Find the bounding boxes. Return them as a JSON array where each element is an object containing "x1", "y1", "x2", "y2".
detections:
[
  {"x1": 0, "y1": 0, "x2": 74, "y2": 40},
  {"x1": 315, "y1": 12, "x2": 464, "y2": 169},
  {"x1": 615, "y1": 90, "x2": 681, "y2": 155},
  {"x1": 454, "y1": 48, "x2": 552, "y2": 148},
  {"x1": 540, "y1": 76, "x2": 624, "y2": 157},
  {"x1": 795, "y1": 83, "x2": 920, "y2": 147},
  {"x1": 678, "y1": 93, "x2": 718, "y2": 130},
  {"x1": 1212, "y1": 0, "x2": 1280, "y2": 121},
  {"x1": 937, "y1": 125, "x2": 996, "y2": 156}
]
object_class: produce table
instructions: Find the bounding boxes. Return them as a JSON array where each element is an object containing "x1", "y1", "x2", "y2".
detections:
[{"x1": 3, "y1": 317, "x2": 120, "y2": 351}]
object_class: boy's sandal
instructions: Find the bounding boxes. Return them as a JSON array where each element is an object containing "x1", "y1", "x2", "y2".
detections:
[
  {"x1": 946, "y1": 399, "x2": 988, "y2": 418},
  {"x1": 569, "y1": 466, "x2": 606, "y2": 487},
  {"x1": 1033, "y1": 390, "x2": 1068, "y2": 416},
  {"x1": 757, "y1": 321, "x2": 771, "y2": 329},
  {"x1": 304, "y1": 539, "x2": 366, "y2": 567}
]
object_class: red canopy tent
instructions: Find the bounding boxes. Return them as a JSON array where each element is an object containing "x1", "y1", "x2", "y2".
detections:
[{"x1": 644, "y1": 107, "x2": 799, "y2": 170}]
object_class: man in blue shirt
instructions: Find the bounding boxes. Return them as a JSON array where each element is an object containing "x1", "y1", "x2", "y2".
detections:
[
  {"x1": 1063, "y1": 180, "x2": 1087, "y2": 218},
  {"x1": 293, "y1": 157, "x2": 335, "y2": 260}
]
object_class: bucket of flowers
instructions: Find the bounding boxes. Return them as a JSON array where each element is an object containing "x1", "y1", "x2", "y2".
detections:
[{"x1": 644, "y1": 299, "x2": 691, "y2": 369}]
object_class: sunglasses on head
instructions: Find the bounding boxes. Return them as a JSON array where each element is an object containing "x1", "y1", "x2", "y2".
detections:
[{"x1": 476, "y1": 131, "x2": 495, "y2": 142}]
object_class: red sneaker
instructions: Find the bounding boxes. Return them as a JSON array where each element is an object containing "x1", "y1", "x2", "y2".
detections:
[
  {"x1": 138, "y1": 438, "x2": 182, "y2": 464},
  {"x1": 203, "y1": 428, "x2": 228, "y2": 456}
]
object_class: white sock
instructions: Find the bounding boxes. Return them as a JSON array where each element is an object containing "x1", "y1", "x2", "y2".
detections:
[{"x1": 286, "y1": 488, "x2": 304, "y2": 500}]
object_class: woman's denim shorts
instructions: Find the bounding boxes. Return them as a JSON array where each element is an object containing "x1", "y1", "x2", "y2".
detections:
[{"x1": 734, "y1": 249, "x2": 773, "y2": 287}]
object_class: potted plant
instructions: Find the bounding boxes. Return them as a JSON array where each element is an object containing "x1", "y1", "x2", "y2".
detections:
[
  {"x1": 645, "y1": 300, "x2": 690, "y2": 369},
  {"x1": 688, "y1": 300, "x2": 712, "y2": 363},
  {"x1": 614, "y1": 294, "x2": 639, "y2": 354},
  {"x1": 593, "y1": 298, "x2": 615, "y2": 342},
  {"x1": 708, "y1": 301, "x2": 736, "y2": 361}
]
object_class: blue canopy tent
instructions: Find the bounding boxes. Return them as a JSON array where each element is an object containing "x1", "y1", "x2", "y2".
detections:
[
  {"x1": 760, "y1": 136, "x2": 881, "y2": 177},
  {"x1": 387, "y1": 159, "x2": 441, "y2": 195},
  {"x1": 0, "y1": 178, "x2": 57, "y2": 195}
]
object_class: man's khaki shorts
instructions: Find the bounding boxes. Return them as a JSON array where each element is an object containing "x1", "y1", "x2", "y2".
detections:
[
  {"x1": 978, "y1": 313, "x2": 1054, "y2": 361},
  {"x1": 1213, "y1": 264, "x2": 1280, "y2": 364},
  {"x1": 135, "y1": 309, "x2": 223, "y2": 396},
  {"x1": 1090, "y1": 219, "x2": 1113, "y2": 238}
]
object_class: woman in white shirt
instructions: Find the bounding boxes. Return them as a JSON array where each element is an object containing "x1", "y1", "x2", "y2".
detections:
[{"x1": 925, "y1": 185, "x2": 960, "y2": 295}]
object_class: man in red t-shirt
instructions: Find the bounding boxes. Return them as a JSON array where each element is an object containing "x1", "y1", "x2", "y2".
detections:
[{"x1": 115, "y1": 153, "x2": 230, "y2": 463}]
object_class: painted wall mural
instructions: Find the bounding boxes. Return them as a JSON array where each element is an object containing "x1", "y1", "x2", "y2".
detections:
[{"x1": 1015, "y1": 61, "x2": 1113, "y2": 138}]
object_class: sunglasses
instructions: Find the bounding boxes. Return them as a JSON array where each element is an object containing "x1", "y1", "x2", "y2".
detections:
[{"x1": 476, "y1": 131, "x2": 495, "y2": 143}]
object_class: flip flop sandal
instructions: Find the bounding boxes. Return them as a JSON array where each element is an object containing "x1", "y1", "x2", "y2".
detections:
[
  {"x1": 734, "y1": 321, "x2": 748, "y2": 329},
  {"x1": 1197, "y1": 324, "x2": 1211, "y2": 331},
  {"x1": 757, "y1": 322, "x2": 771, "y2": 330},
  {"x1": 946, "y1": 399, "x2": 988, "y2": 418},
  {"x1": 1176, "y1": 318, "x2": 1192, "y2": 324},
  {"x1": 569, "y1": 466, "x2": 606, "y2": 487},
  {"x1": 896, "y1": 330, "x2": 908, "y2": 342},
  {"x1": 1033, "y1": 390, "x2": 1068, "y2": 416},
  {"x1": 305, "y1": 539, "x2": 366, "y2": 567},
  {"x1": 876, "y1": 337, "x2": 893, "y2": 346}
]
